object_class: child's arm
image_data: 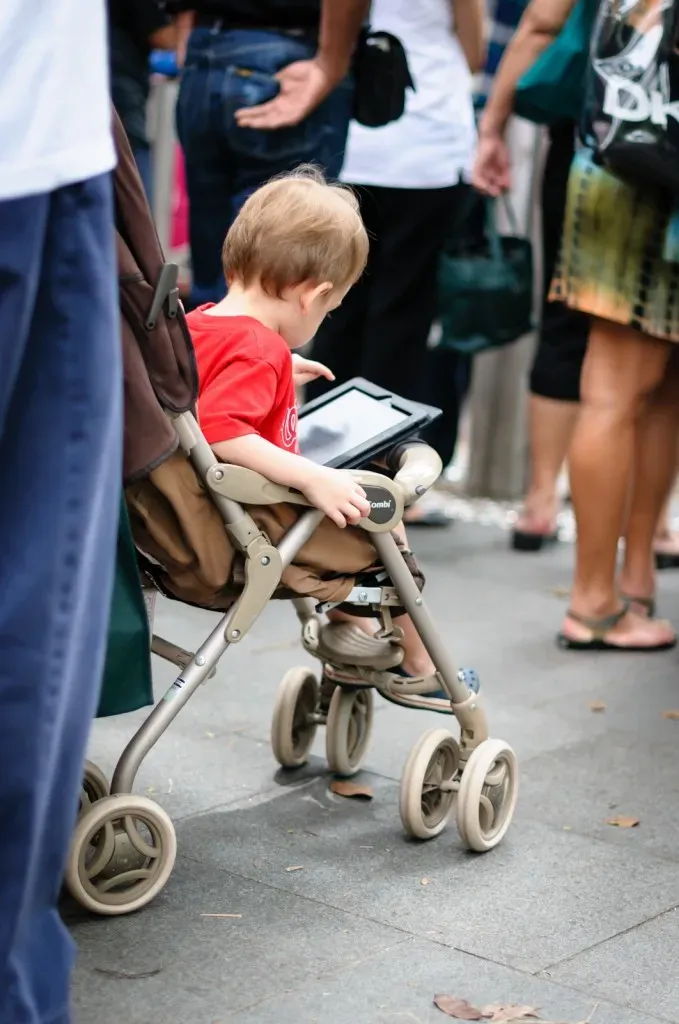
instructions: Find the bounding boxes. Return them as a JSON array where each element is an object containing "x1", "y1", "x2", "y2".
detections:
[{"x1": 212, "y1": 435, "x2": 370, "y2": 529}]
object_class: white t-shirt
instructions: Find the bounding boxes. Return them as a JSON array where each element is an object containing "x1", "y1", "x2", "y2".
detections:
[
  {"x1": 0, "y1": 0, "x2": 116, "y2": 201},
  {"x1": 341, "y1": 0, "x2": 477, "y2": 189}
]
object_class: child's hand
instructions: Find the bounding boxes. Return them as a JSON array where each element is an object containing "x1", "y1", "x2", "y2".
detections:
[
  {"x1": 292, "y1": 354, "x2": 335, "y2": 388},
  {"x1": 300, "y1": 465, "x2": 370, "y2": 528}
]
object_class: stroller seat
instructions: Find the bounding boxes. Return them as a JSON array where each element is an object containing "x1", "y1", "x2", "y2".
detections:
[{"x1": 65, "y1": 109, "x2": 519, "y2": 918}]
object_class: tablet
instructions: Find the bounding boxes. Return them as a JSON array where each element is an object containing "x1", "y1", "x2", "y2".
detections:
[{"x1": 298, "y1": 378, "x2": 441, "y2": 469}]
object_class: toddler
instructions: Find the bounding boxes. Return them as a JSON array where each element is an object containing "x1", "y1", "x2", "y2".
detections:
[{"x1": 187, "y1": 166, "x2": 436, "y2": 679}]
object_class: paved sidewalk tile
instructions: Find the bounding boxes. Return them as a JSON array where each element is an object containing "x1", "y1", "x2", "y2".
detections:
[
  {"x1": 176, "y1": 776, "x2": 679, "y2": 974},
  {"x1": 544, "y1": 907, "x2": 679, "y2": 1022}
]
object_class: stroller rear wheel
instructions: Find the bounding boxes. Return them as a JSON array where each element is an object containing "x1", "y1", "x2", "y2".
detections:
[
  {"x1": 271, "y1": 667, "x2": 319, "y2": 769},
  {"x1": 456, "y1": 739, "x2": 518, "y2": 852},
  {"x1": 65, "y1": 793, "x2": 177, "y2": 916},
  {"x1": 325, "y1": 686, "x2": 374, "y2": 777},
  {"x1": 79, "y1": 760, "x2": 110, "y2": 818},
  {"x1": 399, "y1": 728, "x2": 460, "y2": 839}
]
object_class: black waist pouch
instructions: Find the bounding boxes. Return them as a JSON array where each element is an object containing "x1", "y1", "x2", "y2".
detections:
[{"x1": 352, "y1": 29, "x2": 415, "y2": 128}]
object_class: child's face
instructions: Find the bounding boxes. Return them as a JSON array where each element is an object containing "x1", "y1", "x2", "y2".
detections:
[{"x1": 280, "y1": 281, "x2": 350, "y2": 348}]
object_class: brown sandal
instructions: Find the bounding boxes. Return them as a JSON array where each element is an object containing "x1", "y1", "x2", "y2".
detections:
[{"x1": 557, "y1": 602, "x2": 675, "y2": 652}]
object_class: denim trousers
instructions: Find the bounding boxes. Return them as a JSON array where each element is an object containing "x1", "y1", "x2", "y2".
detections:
[
  {"x1": 0, "y1": 175, "x2": 122, "y2": 1023},
  {"x1": 176, "y1": 27, "x2": 354, "y2": 306}
]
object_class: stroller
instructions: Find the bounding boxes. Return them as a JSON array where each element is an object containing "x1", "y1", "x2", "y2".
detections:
[{"x1": 65, "y1": 112, "x2": 519, "y2": 917}]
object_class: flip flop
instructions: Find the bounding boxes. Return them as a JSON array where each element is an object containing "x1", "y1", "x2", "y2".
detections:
[
  {"x1": 620, "y1": 593, "x2": 656, "y2": 618},
  {"x1": 557, "y1": 602, "x2": 676, "y2": 652},
  {"x1": 512, "y1": 528, "x2": 559, "y2": 552},
  {"x1": 403, "y1": 507, "x2": 451, "y2": 528},
  {"x1": 655, "y1": 550, "x2": 679, "y2": 570}
]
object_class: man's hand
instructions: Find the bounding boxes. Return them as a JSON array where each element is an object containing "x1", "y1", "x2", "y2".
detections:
[
  {"x1": 292, "y1": 354, "x2": 335, "y2": 388},
  {"x1": 300, "y1": 465, "x2": 370, "y2": 528},
  {"x1": 234, "y1": 58, "x2": 339, "y2": 130},
  {"x1": 471, "y1": 132, "x2": 512, "y2": 197}
]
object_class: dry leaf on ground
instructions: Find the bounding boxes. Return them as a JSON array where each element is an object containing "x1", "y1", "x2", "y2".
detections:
[
  {"x1": 605, "y1": 816, "x2": 639, "y2": 828},
  {"x1": 587, "y1": 700, "x2": 606, "y2": 713},
  {"x1": 285, "y1": 865, "x2": 304, "y2": 872},
  {"x1": 433, "y1": 995, "x2": 484, "y2": 1019},
  {"x1": 481, "y1": 1005, "x2": 540, "y2": 1023},
  {"x1": 662, "y1": 709, "x2": 679, "y2": 720},
  {"x1": 330, "y1": 779, "x2": 373, "y2": 800}
]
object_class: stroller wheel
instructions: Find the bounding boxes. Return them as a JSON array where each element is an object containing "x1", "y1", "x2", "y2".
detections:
[
  {"x1": 271, "y1": 667, "x2": 319, "y2": 769},
  {"x1": 456, "y1": 739, "x2": 518, "y2": 852},
  {"x1": 399, "y1": 728, "x2": 460, "y2": 839},
  {"x1": 79, "y1": 760, "x2": 110, "y2": 818},
  {"x1": 65, "y1": 794, "x2": 177, "y2": 916},
  {"x1": 326, "y1": 686, "x2": 374, "y2": 778}
]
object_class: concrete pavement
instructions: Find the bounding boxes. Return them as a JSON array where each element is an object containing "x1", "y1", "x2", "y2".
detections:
[{"x1": 69, "y1": 520, "x2": 679, "y2": 1023}]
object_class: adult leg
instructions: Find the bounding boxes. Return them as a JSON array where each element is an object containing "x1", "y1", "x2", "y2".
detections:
[
  {"x1": 619, "y1": 352, "x2": 679, "y2": 604},
  {"x1": 306, "y1": 185, "x2": 383, "y2": 401},
  {"x1": 176, "y1": 37, "x2": 233, "y2": 307},
  {"x1": 515, "y1": 121, "x2": 587, "y2": 547},
  {"x1": 356, "y1": 186, "x2": 457, "y2": 400},
  {"x1": 515, "y1": 394, "x2": 580, "y2": 538},
  {"x1": 417, "y1": 184, "x2": 481, "y2": 470},
  {"x1": 652, "y1": 443, "x2": 679, "y2": 567},
  {"x1": 561, "y1": 318, "x2": 674, "y2": 648},
  {"x1": 130, "y1": 139, "x2": 153, "y2": 204},
  {"x1": 0, "y1": 176, "x2": 121, "y2": 1022}
]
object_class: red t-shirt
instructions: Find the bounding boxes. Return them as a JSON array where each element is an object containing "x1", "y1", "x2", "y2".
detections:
[{"x1": 187, "y1": 307, "x2": 299, "y2": 453}]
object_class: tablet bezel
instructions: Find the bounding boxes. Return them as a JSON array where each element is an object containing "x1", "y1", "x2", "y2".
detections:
[{"x1": 298, "y1": 377, "x2": 441, "y2": 469}]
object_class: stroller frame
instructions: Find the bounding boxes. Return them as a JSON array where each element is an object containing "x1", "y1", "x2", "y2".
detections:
[{"x1": 67, "y1": 411, "x2": 518, "y2": 917}]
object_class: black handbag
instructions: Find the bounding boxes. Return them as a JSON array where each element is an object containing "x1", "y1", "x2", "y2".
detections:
[
  {"x1": 583, "y1": 0, "x2": 679, "y2": 194},
  {"x1": 437, "y1": 194, "x2": 534, "y2": 355},
  {"x1": 352, "y1": 29, "x2": 415, "y2": 128}
]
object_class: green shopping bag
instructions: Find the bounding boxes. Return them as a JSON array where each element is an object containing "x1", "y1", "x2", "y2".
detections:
[
  {"x1": 515, "y1": 0, "x2": 599, "y2": 125},
  {"x1": 96, "y1": 498, "x2": 153, "y2": 719},
  {"x1": 437, "y1": 195, "x2": 533, "y2": 355}
]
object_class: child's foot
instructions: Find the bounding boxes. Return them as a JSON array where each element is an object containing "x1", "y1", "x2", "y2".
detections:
[{"x1": 395, "y1": 665, "x2": 480, "y2": 700}]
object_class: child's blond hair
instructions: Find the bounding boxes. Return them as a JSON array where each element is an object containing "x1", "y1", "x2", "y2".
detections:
[{"x1": 222, "y1": 165, "x2": 369, "y2": 297}]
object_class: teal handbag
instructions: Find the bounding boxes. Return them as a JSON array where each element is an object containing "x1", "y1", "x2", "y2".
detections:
[
  {"x1": 437, "y1": 195, "x2": 533, "y2": 356},
  {"x1": 515, "y1": 0, "x2": 599, "y2": 125},
  {"x1": 96, "y1": 498, "x2": 153, "y2": 719}
]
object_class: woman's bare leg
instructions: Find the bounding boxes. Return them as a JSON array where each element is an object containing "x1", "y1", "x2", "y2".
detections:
[
  {"x1": 562, "y1": 318, "x2": 675, "y2": 646},
  {"x1": 620, "y1": 356, "x2": 679, "y2": 602},
  {"x1": 515, "y1": 395, "x2": 579, "y2": 534}
]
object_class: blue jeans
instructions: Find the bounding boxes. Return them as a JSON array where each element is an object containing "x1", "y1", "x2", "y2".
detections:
[
  {"x1": 131, "y1": 140, "x2": 153, "y2": 206},
  {"x1": 0, "y1": 176, "x2": 122, "y2": 1024},
  {"x1": 176, "y1": 27, "x2": 354, "y2": 306}
]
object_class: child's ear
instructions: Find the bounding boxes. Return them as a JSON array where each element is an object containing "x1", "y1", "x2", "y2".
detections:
[{"x1": 300, "y1": 281, "x2": 333, "y2": 314}]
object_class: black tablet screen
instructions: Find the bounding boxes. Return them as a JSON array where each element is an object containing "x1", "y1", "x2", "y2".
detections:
[{"x1": 298, "y1": 388, "x2": 409, "y2": 466}]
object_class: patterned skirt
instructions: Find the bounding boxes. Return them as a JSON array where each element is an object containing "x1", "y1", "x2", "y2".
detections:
[{"x1": 549, "y1": 147, "x2": 679, "y2": 343}]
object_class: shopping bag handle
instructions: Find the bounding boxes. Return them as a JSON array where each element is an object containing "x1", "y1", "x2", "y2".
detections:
[{"x1": 485, "y1": 193, "x2": 523, "y2": 262}]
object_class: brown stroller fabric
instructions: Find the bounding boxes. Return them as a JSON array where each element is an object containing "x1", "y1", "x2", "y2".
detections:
[
  {"x1": 113, "y1": 109, "x2": 198, "y2": 483},
  {"x1": 113, "y1": 107, "x2": 379, "y2": 609}
]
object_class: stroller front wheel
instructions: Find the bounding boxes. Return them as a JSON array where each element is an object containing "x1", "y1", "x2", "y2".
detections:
[
  {"x1": 271, "y1": 667, "x2": 319, "y2": 769},
  {"x1": 65, "y1": 793, "x2": 177, "y2": 916},
  {"x1": 326, "y1": 686, "x2": 374, "y2": 777},
  {"x1": 456, "y1": 739, "x2": 518, "y2": 852},
  {"x1": 399, "y1": 728, "x2": 460, "y2": 839}
]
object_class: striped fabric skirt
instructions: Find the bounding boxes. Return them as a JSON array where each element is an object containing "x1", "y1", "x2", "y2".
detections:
[{"x1": 550, "y1": 147, "x2": 679, "y2": 343}]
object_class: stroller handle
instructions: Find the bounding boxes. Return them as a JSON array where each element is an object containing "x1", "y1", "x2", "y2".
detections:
[{"x1": 388, "y1": 441, "x2": 443, "y2": 506}]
